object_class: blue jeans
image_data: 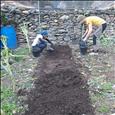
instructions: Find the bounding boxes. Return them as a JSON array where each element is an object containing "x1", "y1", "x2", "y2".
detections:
[{"x1": 38, "y1": 40, "x2": 47, "y2": 49}]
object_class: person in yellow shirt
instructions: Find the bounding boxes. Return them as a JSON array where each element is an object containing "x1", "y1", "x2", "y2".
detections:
[{"x1": 77, "y1": 15, "x2": 107, "y2": 52}]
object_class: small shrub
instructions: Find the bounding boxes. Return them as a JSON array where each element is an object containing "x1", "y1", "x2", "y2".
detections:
[
  {"x1": 13, "y1": 47, "x2": 29, "y2": 62},
  {"x1": 20, "y1": 22, "x2": 31, "y2": 53},
  {"x1": 1, "y1": 87, "x2": 17, "y2": 115},
  {"x1": 100, "y1": 36, "x2": 114, "y2": 47},
  {"x1": 98, "y1": 105, "x2": 110, "y2": 113},
  {"x1": 100, "y1": 82, "x2": 112, "y2": 92}
]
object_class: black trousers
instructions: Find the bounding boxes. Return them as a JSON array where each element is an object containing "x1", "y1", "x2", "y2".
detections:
[{"x1": 93, "y1": 23, "x2": 107, "y2": 45}]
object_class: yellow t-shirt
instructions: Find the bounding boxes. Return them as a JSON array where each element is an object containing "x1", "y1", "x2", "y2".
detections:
[{"x1": 85, "y1": 16, "x2": 106, "y2": 26}]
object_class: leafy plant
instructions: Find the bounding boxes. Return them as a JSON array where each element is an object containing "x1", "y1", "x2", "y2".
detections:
[
  {"x1": 1, "y1": 12, "x2": 17, "y2": 27},
  {"x1": 88, "y1": 76, "x2": 113, "y2": 94},
  {"x1": 1, "y1": 12, "x2": 8, "y2": 26},
  {"x1": 1, "y1": 33, "x2": 31, "y2": 114},
  {"x1": 100, "y1": 82, "x2": 112, "y2": 92},
  {"x1": 1, "y1": 87, "x2": 17, "y2": 115},
  {"x1": 1, "y1": 36, "x2": 16, "y2": 91},
  {"x1": 100, "y1": 36, "x2": 114, "y2": 47},
  {"x1": 1, "y1": 36, "x2": 27, "y2": 91},
  {"x1": 14, "y1": 47, "x2": 29, "y2": 62},
  {"x1": 98, "y1": 105, "x2": 110, "y2": 113},
  {"x1": 20, "y1": 22, "x2": 31, "y2": 53}
]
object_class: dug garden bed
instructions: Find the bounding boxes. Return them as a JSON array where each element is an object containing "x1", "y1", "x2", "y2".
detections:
[{"x1": 21, "y1": 45, "x2": 94, "y2": 115}]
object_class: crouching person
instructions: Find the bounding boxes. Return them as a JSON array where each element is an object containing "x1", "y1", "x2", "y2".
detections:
[{"x1": 32, "y1": 30, "x2": 54, "y2": 57}]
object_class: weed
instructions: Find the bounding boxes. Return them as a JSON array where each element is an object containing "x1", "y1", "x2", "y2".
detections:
[
  {"x1": 1, "y1": 87, "x2": 17, "y2": 115},
  {"x1": 1, "y1": 36, "x2": 16, "y2": 91},
  {"x1": 1, "y1": 36, "x2": 29, "y2": 90},
  {"x1": 97, "y1": 105, "x2": 110, "y2": 113},
  {"x1": 100, "y1": 36, "x2": 114, "y2": 47},
  {"x1": 0, "y1": 21, "x2": 34, "y2": 114},
  {"x1": 13, "y1": 47, "x2": 29, "y2": 62},
  {"x1": 100, "y1": 82, "x2": 112, "y2": 92},
  {"x1": 1, "y1": 36, "x2": 31, "y2": 114},
  {"x1": 91, "y1": 94, "x2": 100, "y2": 103},
  {"x1": 20, "y1": 22, "x2": 31, "y2": 53}
]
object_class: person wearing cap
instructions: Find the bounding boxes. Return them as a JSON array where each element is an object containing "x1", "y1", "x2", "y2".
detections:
[
  {"x1": 32, "y1": 30, "x2": 54, "y2": 57},
  {"x1": 77, "y1": 15, "x2": 107, "y2": 52}
]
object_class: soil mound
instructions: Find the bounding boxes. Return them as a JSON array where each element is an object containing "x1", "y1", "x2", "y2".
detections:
[{"x1": 24, "y1": 45, "x2": 94, "y2": 115}]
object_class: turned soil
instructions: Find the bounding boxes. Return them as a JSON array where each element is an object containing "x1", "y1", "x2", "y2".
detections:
[{"x1": 23, "y1": 45, "x2": 94, "y2": 115}]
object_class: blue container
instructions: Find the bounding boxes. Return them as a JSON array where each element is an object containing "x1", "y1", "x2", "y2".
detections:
[{"x1": 0, "y1": 25, "x2": 17, "y2": 49}]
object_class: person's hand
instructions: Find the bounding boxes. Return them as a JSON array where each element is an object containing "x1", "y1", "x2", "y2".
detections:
[
  {"x1": 47, "y1": 44, "x2": 55, "y2": 52},
  {"x1": 82, "y1": 37, "x2": 87, "y2": 42},
  {"x1": 81, "y1": 36, "x2": 85, "y2": 41}
]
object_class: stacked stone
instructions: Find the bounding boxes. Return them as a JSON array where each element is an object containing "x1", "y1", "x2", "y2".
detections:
[{"x1": 1, "y1": 5, "x2": 115, "y2": 45}]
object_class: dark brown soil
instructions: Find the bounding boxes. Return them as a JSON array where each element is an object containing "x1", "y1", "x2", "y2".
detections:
[{"x1": 24, "y1": 45, "x2": 94, "y2": 115}]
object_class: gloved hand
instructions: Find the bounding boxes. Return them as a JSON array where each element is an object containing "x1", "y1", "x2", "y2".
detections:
[
  {"x1": 45, "y1": 38, "x2": 55, "y2": 50},
  {"x1": 47, "y1": 44, "x2": 55, "y2": 52}
]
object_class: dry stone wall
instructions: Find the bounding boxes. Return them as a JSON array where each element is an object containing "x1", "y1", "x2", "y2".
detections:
[{"x1": 1, "y1": 6, "x2": 115, "y2": 45}]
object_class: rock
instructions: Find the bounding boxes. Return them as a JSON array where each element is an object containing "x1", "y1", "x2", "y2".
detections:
[
  {"x1": 111, "y1": 113, "x2": 115, "y2": 115},
  {"x1": 112, "y1": 85, "x2": 115, "y2": 91},
  {"x1": 17, "y1": 35, "x2": 24, "y2": 39},
  {"x1": 28, "y1": 32, "x2": 36, "y2": 36},
  {"x1": 63, "y1": 36, "x2": 71, "y2": 42},
  {"x1": 60, "y1": 15, "x2": 69, "y2": 20},
  {"x1": 22, "y1": 10, "x2": 29, "y2": 14},
  {"x1": 41, "y1": 25, "x2": 48, "y2": 28},
  {"x1": 54, "y1": 34, "x2": 63, "y2": 37},
  {"x1": 1, "y1": 8, "x2": 8, "y2": 12},
  {"x1": 43, "y1": 15, "x2": 49, "y2": 18},
  {"x1": 57, "y1": 29, "x2": 68, "y2": 34},
  {"x1": 51, "y1": 22, "x2": 59, "y2": 26},
  {"x1": 29, "y1": 37, "x2": 35, "y2": 40},
  {"x1": 49, "y1": 36, "x2": 57, "y2": 41},
  {"x1": 89, "y1": 52, "x2": 98, "y2": 56},
  {"x1": 54, "y1": 19, "x2": 58, "y2": 23},
  {"x1": 1, "y1": 4, "x2": 115, "y2": 45}
]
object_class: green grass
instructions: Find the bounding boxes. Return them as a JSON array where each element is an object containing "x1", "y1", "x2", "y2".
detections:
[
  {"x1": 1, "y1": 87, "x2": 17, "y2": 115},
  {"x1": 13, "y1": 47, "x2": 29, "y2": 62},
  {"x1": 1, "y1": 35, "x2": 32, "y2": 114},
  {"x1": 97, "y1": 105, "x2": 110, "y2": 113},
  {"x1": 20, "y1": 22, "x2": 31, "y2": 53},
  {"x1": 100, "y1": 36, "x2": 114, "y2": 47},
  {"x1": 15, "y1": 47, "x2": 29, "y2": 55},
  {"x1": 2, "y1": 102, "x2": 16, "y2": 115},
  {"x1": 100, "y1": 82, "x2": 112, "y2": 92},
  {"x1": 0, "y1": 71, "x2": 8, "y2": 78},
  {"x1": 91, "y1": 94, "x2": 101, "y2": 103}
]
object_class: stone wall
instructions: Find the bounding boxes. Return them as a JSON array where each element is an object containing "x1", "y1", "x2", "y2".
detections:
[{"x1": 1, "y1": 6, "x2": 115, "y2": 45}]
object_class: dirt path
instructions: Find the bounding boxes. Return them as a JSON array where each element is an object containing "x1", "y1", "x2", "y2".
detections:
[{"x1": 24, "y1": 45, "x2": 94, "y2": 115}]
